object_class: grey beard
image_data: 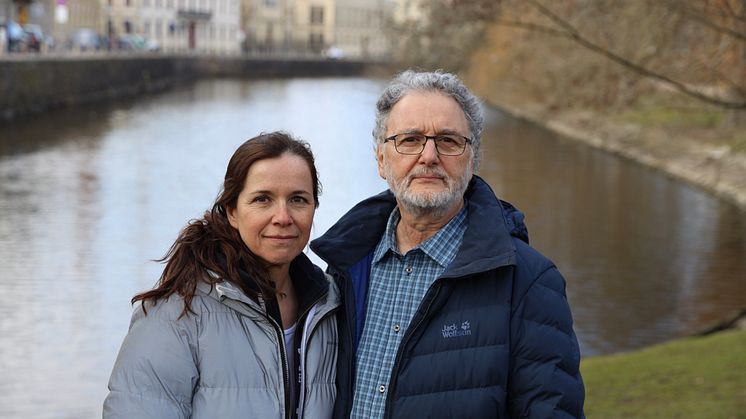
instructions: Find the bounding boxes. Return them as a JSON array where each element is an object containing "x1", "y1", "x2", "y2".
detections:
[{"x1": 384, "y1": 163, "x2": 471, "y2": 218}]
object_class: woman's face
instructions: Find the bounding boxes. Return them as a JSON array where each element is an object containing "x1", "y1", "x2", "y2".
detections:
[{"x1": 228, "y1": 152, "x2": 315, "y2": 270}]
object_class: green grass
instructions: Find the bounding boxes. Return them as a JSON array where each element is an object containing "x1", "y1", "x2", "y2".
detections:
[
  {"x1": 611, "y1": 91, "x2": 732, "y2": 129},
  {"x1": 581, "y1": 330, "x2": 746, "y2": 418},
  {"x1": 617, "y1": 105, "x2": 726, "y2": 128}
]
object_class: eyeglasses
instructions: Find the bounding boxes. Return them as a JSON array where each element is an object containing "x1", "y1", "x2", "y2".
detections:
[{"x1": 383, "y1": 133, "x2": 472, "y2": 156}]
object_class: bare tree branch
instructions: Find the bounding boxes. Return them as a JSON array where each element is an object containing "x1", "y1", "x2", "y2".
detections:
[
  {"x1": 494, "y1": 19, "x2": 568, "y2": 38},
  {"x1": 672, "y1": 2, "x2": 746, "y2": 23},
  {"x1": 525, "y1": 0, "x2": 580, "y2": 36},
  {"x1": 500, "y1": 0, "x2": 746, "y2": 109},
  {"x1": 713, "y1": 66, "x2": 746, "y2": 97},
  {"x1": 720, "y1": 0, "x2": 745, "y2": 21},
  {"x1": 674, "y1": 2, "x2": 746, "y2": 41}
]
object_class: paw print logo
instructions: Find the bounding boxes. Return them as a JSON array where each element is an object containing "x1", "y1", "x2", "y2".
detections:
[{"x1": 461, "y1": 321, "x2": 470, "y2": 331}]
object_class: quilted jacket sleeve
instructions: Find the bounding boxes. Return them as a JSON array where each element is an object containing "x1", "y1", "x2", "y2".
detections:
[
  {"x1": 508, "y1": 252, "x2": 585, "y2": 419},
  {"x1": 103, "y1": 300, "x2": 199, "y2": 419}
]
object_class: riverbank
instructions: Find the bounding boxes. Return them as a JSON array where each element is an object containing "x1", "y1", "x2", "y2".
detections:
[
  {"x1": 0, "y1": 55, "x2": 387, "y2": 121},
  {"x1": 582, "y1": 328, "x2": 746, "y2": 418},
  {"x1": 464, "y1": 72, "x2": 746, "y2": 210}
]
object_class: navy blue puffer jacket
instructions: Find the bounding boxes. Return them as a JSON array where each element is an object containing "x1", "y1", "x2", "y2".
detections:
[{"x1": 310, "y1": 176, "x2": 584, "y2": 418}]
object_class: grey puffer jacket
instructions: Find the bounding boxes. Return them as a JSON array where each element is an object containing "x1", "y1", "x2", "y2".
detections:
[{"x1": 103, "y1": 255, "x2": 340, "y2": 419}]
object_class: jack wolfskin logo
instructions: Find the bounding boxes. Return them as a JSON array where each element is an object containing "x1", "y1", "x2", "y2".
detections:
[{"x1": 442, "y1": 321, "x2": 472, "y2": 338}]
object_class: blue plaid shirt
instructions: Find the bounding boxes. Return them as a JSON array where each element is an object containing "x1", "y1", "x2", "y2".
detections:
[{"x1": 350, "y1": 205, "x2": 467, "y2": 419}]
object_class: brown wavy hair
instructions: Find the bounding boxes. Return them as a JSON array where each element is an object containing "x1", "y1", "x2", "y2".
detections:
[{"x1": 132, "y1": 132, "x2": 321, "y2": 316}]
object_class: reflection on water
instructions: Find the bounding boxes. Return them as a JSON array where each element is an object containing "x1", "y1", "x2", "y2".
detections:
[
  {"x1": 1, "y1": 79, "x2": 745, "y2": 418},
  {"x1": 479, "y1": 109, "x2": 746, "y2": 355},
  {"x1": 0, "y1": 78, "x2": 388, "y2": 419}
]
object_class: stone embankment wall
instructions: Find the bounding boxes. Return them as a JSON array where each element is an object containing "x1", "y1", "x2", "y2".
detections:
[{"x1": 0, "y1": 55, "x2": 381, "y2": 121}]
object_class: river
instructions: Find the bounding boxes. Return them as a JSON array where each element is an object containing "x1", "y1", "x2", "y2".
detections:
[{"x1": 1, "y1": 77, "x2": 744, "y2": 418}]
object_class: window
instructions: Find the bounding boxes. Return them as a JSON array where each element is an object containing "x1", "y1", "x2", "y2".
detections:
[
  {"x1": 309, "y1": 33, "x2": 323, "y2": 51},
  {"x1": 310, "y1": 6, "x2": 323, "y2": 25}
]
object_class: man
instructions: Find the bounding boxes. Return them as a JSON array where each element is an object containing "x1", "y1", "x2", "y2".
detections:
[{"x1": 310, "y1": 70, "x2": 585, "y2": 418}]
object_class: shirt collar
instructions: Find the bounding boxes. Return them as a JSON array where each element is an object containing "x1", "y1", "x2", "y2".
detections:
[
  {"x1": 372, "y1": 204, "x2": 468, "y2": 268},
  {"x1": 372, "y1": 207, "x2": 401, "y2": 263}
]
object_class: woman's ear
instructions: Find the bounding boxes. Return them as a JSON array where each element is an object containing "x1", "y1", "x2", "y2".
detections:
[{"x1": 227, "y1": 206, "x2": 238, "y2": 229}]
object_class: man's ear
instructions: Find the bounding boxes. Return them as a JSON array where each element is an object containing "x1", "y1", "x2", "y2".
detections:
[{"x1": 376, "y1": 145, "x2": 386, "y2": 179}]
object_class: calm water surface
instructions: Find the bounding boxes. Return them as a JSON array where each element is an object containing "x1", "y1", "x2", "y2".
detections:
[{"x1": 1, "y1": 78, "x2": 744, "y2": 418}]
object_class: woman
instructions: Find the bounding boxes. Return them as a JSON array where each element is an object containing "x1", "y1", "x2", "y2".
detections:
[{"x1": 103, "y1": 132, "x2": 339, "y2": 419}]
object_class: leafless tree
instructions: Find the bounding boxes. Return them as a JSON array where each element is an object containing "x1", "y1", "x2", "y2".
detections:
[
  {"x1": 390, "y1": 0, "x2": 746, "y2": 110},
  {"x1": 494, "y1": 0, "x2": 746, "y2": 109}
]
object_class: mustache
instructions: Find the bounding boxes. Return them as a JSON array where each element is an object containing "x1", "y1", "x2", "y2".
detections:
[{"x1": 405, "y1": 167, "x2": 448, "y2": 185}]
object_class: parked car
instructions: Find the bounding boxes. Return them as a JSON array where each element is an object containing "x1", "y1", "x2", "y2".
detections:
[
  {"x1": 68, "y1": 28, "x2": 100, "y2": 52},
  {"x1": 117, "y1": 34, "x2": 160, "y2": 52},
  {"x1": 322, "y1": 45, "x2": 344, "y2": 59},
  {"x1": 23, "y1": 24, "x2": 45, "y2": 52},
  {"x1": 144, "y1": 38, "x2": 161, "y2": 52},
  {"x1": 5, "y1": 20, "x2": 28, "y2": 52}
]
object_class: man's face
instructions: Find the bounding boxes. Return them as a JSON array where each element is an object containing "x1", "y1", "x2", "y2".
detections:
[{"x1": 377, "y1": 91, "x2": 474, "y2": 216}]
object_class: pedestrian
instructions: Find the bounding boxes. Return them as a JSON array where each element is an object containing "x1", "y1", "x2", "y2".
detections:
[
  {"x1": 104, "y1": 132, "x2": 339, "y2": 419},
  {"x1": 311, "y1": 70, "x2": 585, "y2": 418},
  {"x1": 0, "y1": 23, "x2": 8, "y2": 55}
]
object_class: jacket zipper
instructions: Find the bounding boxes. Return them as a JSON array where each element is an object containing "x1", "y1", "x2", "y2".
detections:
[
  {"x1": 218, "y1": 287, "x2": 335, "y2": 419},
  {"x1": 382, "y1": 280, "x2": 443, "y2": 419},
  {"x1": 242, "y1": 298, "x2": 295, "y2": 419},
  {"x1": 336, "y1": 270, "x2": 357, "y2": 419},
  {"x1": 297, "y1": 302, "x2": 339, "y2": 418},
  {"x1": 267, "y1": 316, "x2": 292, "y2": 419},
  {"x1": 294, "y1": 293, "x2": 324, "y2": 418}
]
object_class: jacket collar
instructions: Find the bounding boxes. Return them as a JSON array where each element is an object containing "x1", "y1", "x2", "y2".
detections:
[
  {"x1": 310, "y1": 175, "x2": 528, "y2": 278},
  {"x1": 310, "y1": 189, "x2": 396, "y2": 273},
  {"x1": 198, "y1": 253, "x2": 338, "y2": 318},
  {"x1": 442, "y1": 176, "x2": 519, "y2": 278}
]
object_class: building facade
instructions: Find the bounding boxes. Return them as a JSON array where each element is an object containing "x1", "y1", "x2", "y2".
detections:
[
  {"x1": 2, "y1": 0, "x2": 100, "y2": 47},
  {"x1": 391, "y1": 0, "x2": 423, "y2": 24},
  {"x1": 1, "y1": 0, "x2": 14, "y2": 23},
  {"x1": 290, "y1": 0, "x2": 334, "y2": 54},
  {"x1": 107, "y1": 0, "x2": 241, "y2": 53},
  {"x1": 3, "y1": 0, "x2": 392, "y2": 56},
  {"x1": 334, "y1": 0, "x2": 390, "y2": 59},
  {"x1": 241, "y1": 0, "x2": 293, "y2": 53},
  {"x1": 240, "y1": 0, "x2": 391, "y2": 58}
]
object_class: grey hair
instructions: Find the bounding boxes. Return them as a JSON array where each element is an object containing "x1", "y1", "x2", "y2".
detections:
[{"x1": 373, "y1": 70, "x2": 484, "y2": 170}]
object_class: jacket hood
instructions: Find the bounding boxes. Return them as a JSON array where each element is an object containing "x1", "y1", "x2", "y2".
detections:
[{"x1": 310, "y1": 175, "x2": 529, "y2": 278}]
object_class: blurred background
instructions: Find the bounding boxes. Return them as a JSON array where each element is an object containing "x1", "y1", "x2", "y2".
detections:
[{"x1": 1, "y1": 1, "x2": 745, "y2": 418}]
